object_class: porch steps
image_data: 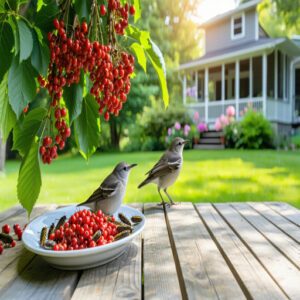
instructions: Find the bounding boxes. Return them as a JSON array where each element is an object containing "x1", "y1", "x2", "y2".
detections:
[{"x1": 194, "y1": 130, "x2": 225, "y2": 150}]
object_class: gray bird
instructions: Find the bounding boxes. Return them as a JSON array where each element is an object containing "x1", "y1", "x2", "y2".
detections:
[
  {"x1": 78, "y1": 162, "x2": 137, "y2": 215},
  {"x1": 138, "y1": 137, "x2": 188, "y2": 206}
]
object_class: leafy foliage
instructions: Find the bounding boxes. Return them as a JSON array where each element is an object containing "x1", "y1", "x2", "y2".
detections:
[
  {"x1": 224, "y1": 110, "x2": 274, "y2": 149},
  {"x1": 0, "y1": 0, "x2": 169, "y2": 216},
  {"x1": 74, "y1": 95, "x2": 101, "y2": 159}
]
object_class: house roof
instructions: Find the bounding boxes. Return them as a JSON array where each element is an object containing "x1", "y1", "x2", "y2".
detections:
[
  {"x1": 201, "y1": 0, "x2": 261, "y2": 27},
  {"x1": 178, "y1": 38, "x2": 300, "y2": 71}
]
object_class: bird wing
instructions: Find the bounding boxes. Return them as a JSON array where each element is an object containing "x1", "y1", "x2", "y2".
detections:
[
  {"x1": 146, "y1": 152, "x2": 182, "y2": 180},
  {"x1": 81, "y1": 174, "x2": 120, "y2": 205}
]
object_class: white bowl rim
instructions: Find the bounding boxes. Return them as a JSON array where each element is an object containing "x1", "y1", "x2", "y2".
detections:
[{"x1": 22, "y1": 205, "x2": 145, "y2": 258}]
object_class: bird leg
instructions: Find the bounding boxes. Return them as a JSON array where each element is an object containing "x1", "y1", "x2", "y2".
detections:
[
  {"x1": 164, "y1": 188, "x2": 177, "y2": 205},
  {"x1": 157, "y1": 187, "x2": 170, "y2": 207}
]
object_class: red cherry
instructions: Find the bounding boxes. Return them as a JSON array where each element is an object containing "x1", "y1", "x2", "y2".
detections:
[
  {"x1": 39, "y1": 146, "x2": 46, "y2": 155},
  {"x1": 104, "y1": 111, "x2": 110, "y2": 121},
  {"x1": 60, "y1": 107, "x2": 67, "y2": 117},
  {"x1": 81, "y1": 22, "x2": 88, "y2": 34},
  {"x1": 43, "y1": 136, "x2": 52, "y2": 147},
  {"x1": 0, "y1": 245, "x2": 3, "y2": 255},
  {"x1": 100, "y1": 4, "x2": 106, "y2": 16},
  {"x1": 10, "y1": 240, "x2": 16, "y2": 248},
  {"x1": 17, "y1": 231, "x2": 22, "y2": 240},
  {"x1": 23, "y1": 105, "x2": 29, "y2": 113},
  {"x1": 53, "y1": 18, "x2": 60, "y2": 29},
  {"x1": 2, "y1": 224, "x2": 10, "y2": 234}
]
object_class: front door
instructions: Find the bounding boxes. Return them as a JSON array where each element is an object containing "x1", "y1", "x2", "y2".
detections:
[{"x1": 295, "y1": 68, "x2": 300, "y2": 119}]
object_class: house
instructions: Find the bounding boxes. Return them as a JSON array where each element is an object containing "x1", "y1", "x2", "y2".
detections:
[{"x1": 179, "y1": 0, "x2": 300, "y2": 136}]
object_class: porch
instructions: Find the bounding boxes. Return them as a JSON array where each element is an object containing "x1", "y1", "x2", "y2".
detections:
[{"x1": 181, "y1": 46, "x2": 299, "y2": 125}]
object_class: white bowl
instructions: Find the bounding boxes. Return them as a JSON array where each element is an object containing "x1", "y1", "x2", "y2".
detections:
[{"x1": 22, "y1": 205, "x2": 145, "y2": 270}]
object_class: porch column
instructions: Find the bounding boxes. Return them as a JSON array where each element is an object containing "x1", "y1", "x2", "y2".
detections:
[
  {"x1": 235, "y1": 60, "x2": 239, "y2": 119},
  {"x1": 222, "y1": 63, "x2": 225, "y2": 112},
  {"x1": 274, "y1": 50, "x2": 278, "y2": 100},
  {"x1": 183, "y1": 74, "x2": 187, "y2": 105},
  {"x1": 204, "y1": 67, "x2": 209, "y2": 123},
  {"x1": 262, "y1": 52, "x2": 267, "y2": 117},
  {"x1": 195, "y1": 71, "x2": 198, "y2": 101},
  {"x1": 249, "y1": 57, "x2": 253, "y2": 99}
]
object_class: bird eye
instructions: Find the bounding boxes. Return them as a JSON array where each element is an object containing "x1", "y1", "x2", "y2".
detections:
[
  {"x1": 123, "y1": 167, "x2": 127, "y2": 171},
  {"x1": 178, "y1": 142, "x2": 182, "y2": 146}
]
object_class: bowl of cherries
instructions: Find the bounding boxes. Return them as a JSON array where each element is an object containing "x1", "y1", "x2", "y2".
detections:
[{"x1": 22, "y1": 205, "x2": 145, "y2": 270}]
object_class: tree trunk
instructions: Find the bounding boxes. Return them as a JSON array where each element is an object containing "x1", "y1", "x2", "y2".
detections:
[
  {"x1": 109, "y1": 119, "x2": 121, "y2": 150},
  {"x1": 0, "y1": 131, "x2": 6, "y2": 172}
]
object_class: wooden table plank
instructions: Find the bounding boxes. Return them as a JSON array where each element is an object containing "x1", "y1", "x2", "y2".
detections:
[
  {"x1": 71, "y1": 204, "x2": 142, "y2": 300},
  {"x1": 249, "y1": 202, "x2": 300, "y2": 243},
  {"x1": 196, "y1": 203, "x2": 287, "y2": 300},
  {"x1": 0, "y1": 256, "x2": 79, "y2": 300},
  {"x1": 0, "y1": 205, "x2": 57, "y2": 287},
  {"x1": 267, "y1": 202, "x2": 300, "y2": 227},
  {"x1": 0, "y1": 205, "x2": 25, "y2": 223},
  {"x1": 232, "y1": 203, "x2": 300, "y2": 269},
  {"x1": 166, "y1": 202, "x2": 245, "y2": 300},
  {"x1": 215, "y1": 203, "x2": 300, "y2": 299},
  {"x1": 143, "y1": 203, "x2": 182, "y2": 300}
]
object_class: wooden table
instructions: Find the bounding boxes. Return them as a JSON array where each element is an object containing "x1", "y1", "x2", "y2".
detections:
[{"x1": 0, "y1": 202, "x2": 300, "y2": 300}]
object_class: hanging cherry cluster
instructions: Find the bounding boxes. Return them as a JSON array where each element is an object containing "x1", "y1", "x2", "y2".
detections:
[{"x1": 37, "y1": 0, "x2": 136, "y2": 164}]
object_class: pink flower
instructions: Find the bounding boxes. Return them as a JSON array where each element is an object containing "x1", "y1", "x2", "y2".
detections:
[
  {"x1": 220, "y1": 114, "x2": 229, "y2": 126},
  {"x1": 194, "y1": 111, "x2": 200, "y2": 122},
  {"x1": 197, "y1": 122, "x2": 207, "y2": 133},
  {"x1": 167, "y1": 128, "x2": 172, "y2": 136},
  {"x1": 226, "y1": 106, "x2": 235, "y2": 117},
  {"x1": 183, "y1": 124, "x2": 190, "y2": 136},
  {"x1": 214, "y1": 119, "x2": 222, "y2": 131},
  {"x1": 174, "y1": 122, "x2": 181, "y2": 130}
]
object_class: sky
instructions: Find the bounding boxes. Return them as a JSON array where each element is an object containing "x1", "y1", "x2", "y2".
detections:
[{"x1": 196, "y1": 0, "x2": 237, "y2": 23}]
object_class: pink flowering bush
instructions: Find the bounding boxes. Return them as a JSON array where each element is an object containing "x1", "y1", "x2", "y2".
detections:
[
  {"x1": 166, "y1": 122, "x2": 193, "y2": 149},
  {"x1": 214, "y1": 105, "x2": 235, "y2": 131}
]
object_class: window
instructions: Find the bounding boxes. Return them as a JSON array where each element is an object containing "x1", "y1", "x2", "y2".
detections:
[
  {"x1": 225, "y1": 63, "x2": 235, "y2": 100},
  {"x1": 267, "y1": 52, "x2": 275, "y2": 98},
  {"x1": 208, "y1": 66, "x2": 222, "y2": 101},
  {"x1": 231, "y1": 13, "x2": 245, "y2": 40},
  {"x1": 252, "y1": 56, "x2": 262, "y2": 97},
  {"x1": 239, "y1": 59, "x2": 250, "y2": 98},
  {"x1": 197, "y1": 70, "x2": 205, "y2": 102},
  {"x1": 185, "y1": 72, "x2": 197, "y2": 104}
]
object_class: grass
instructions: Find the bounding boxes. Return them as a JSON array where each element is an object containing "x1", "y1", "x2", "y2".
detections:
[{"x1": 1, "y1": 149, "x2": 300, "y2": 212}]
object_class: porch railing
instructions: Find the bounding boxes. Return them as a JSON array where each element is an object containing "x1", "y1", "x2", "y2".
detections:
[{"x1": 186, "y1": 98, "x2": 292, "y2": 124}]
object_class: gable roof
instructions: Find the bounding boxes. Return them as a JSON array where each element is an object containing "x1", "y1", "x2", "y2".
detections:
[{"x1": 201, "y1": 0, "x2": 261, "y2": 27}]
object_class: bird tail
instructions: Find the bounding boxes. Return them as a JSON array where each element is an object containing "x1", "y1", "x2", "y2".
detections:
[{"x1": 138, "y1": 179, "x2": 150, "y2": 189}]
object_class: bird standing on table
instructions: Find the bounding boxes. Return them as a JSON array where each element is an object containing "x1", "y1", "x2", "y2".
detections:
[
  {"x1": 138, "y1": 137, "x2": 188, "y2": 206},
  {"x1": 78, "y1": 162, "x2": 137, "y2": 215}
]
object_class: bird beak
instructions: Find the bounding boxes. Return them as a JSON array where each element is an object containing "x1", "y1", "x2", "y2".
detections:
[
  {"x1": 183, "y1": 140, "x2": 190, "y2": 145},
  {"x1": 128, "y1": 163, "x2": 137, "y2": 169}
]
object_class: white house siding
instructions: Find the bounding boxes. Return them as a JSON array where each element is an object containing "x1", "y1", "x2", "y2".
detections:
[{"x1": 205, "y1": 9, "x2": 257, "y2": 54}]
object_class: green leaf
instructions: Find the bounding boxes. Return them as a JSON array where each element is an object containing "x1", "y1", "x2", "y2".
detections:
[
  {"x1": 13, "y1": 107, "x2": 47, "y2": 156},
  {"x1": 0, "y1": 22, "x2": 14, "y2": 82},
  {"x1": 35, "y1": 1, "x2": 59, "y2": 32},
  {"x1": 37, "y1": 0, "x2": 44, "y2": 11},
  {"x1": 64, "y1": 72, "x2": 84, "y2": 124},
  {"x1": 130, "y1": 42, "x2": 147, "y2": 72},
  {"x1": 31, "y1": 28, "x2": 49, "y2": 77},
  {"x1": 8, "y1": 16, "x2": 20, "y2": 54},
  {"x1": 74, "y1": 0, "x2": 92, "y2": 22},
  {"x1": 74, "y1": 95, "x2": 100, "y2": 160},
  {"x1": 0, "y1": 74, "x2": 16, "y2": 141},
  {"x1": 17, "y1": 19, "x2": 33, "y2": 62},
  {"x1": 8, "y1": 56, "x2": 37, "y2": 117},
  {"x1": 17, "y1": 141, "x2": 42, "y2": 217},
  {"x1": 145, "y1": 40, "x2": 169, "y2": 107},
  {"x1": 126, "y1": 26, "x2": 169, "y2": 107},
  {"x1": 133, "y1": 0, "x2": 141, "y2": 23}
]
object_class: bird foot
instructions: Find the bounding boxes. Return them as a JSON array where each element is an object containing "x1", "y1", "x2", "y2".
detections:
[
  {"x1": 169, "y1": 201, "x2": 177, "y2": 206},
  {"x1": 157, "y1": 202, "x2": 170, "y2": 208}
]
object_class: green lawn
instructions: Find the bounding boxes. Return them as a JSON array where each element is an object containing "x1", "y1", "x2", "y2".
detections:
[{"x1": 1, "y1": 150, "x2": 300, "y2": 212}]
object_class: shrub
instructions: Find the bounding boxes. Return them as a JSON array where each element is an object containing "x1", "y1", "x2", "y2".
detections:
[
  {"x1": 236, "y1": 110, "x2": 274, "y2": 149},
  {"x1": 291, "y1": 135, "x2": 300, "y2": 149},
  {"x1": 224, "y1": 121, "x2": 240, "y2": 148}
]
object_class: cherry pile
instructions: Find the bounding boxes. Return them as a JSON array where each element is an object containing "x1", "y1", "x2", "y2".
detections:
[
  {"x1": 48, "y1": 209, "x2": 117, "y2": 251},
  {"x1": 0, "y1": 223, "x2": 23, "y2": 255},
  {"x1": 37, "y1": 1, "x2": 136, "y2": 164}
]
